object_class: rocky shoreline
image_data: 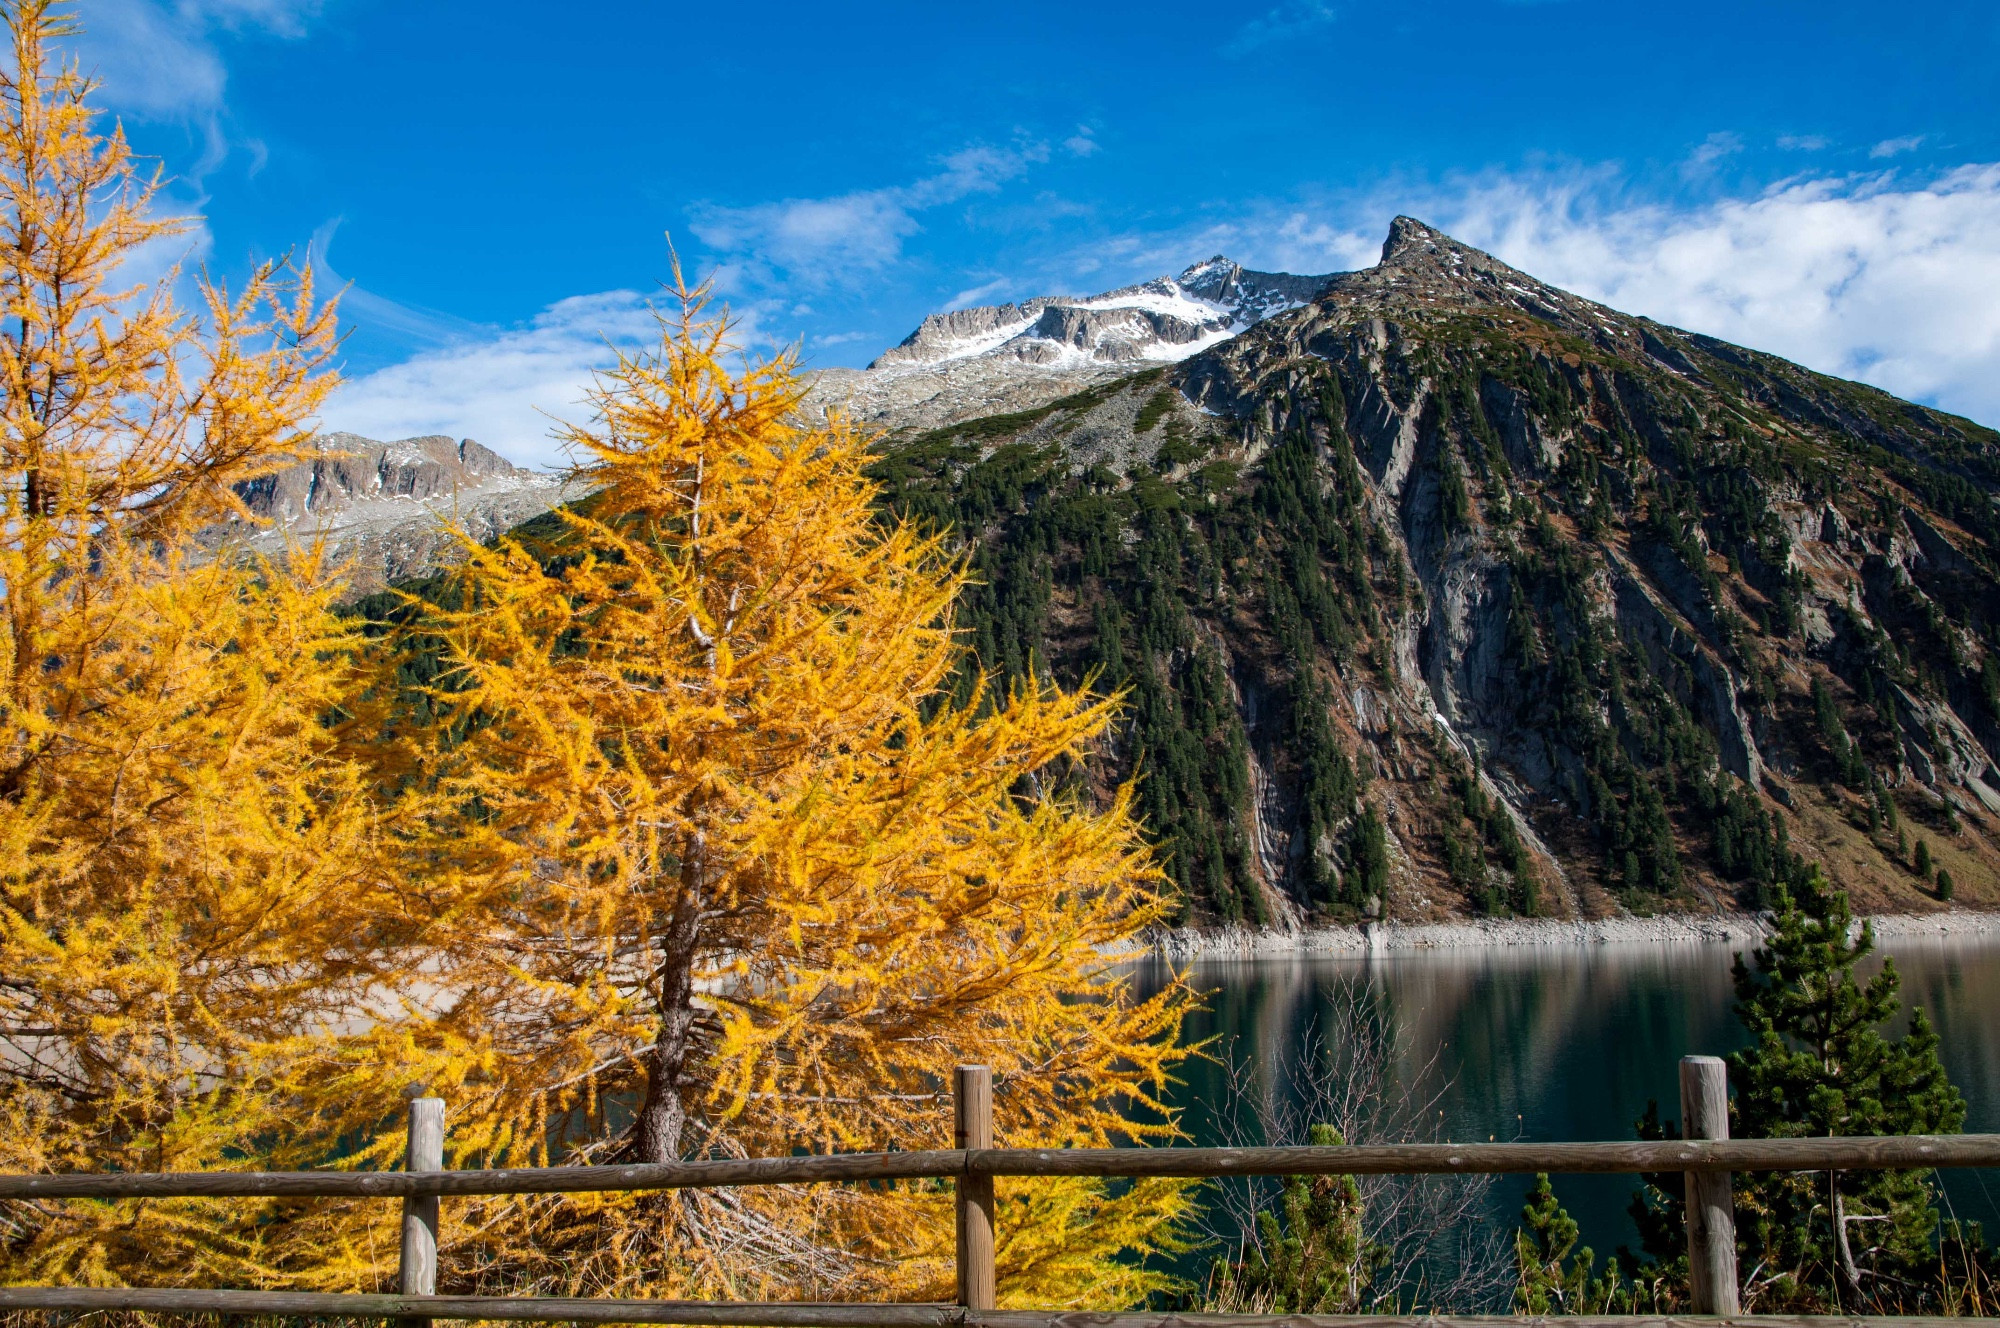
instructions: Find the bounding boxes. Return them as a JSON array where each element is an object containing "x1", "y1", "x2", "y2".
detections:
[{"x1": 1148, "y1": 910, "x2": 2000, "y2": 960}]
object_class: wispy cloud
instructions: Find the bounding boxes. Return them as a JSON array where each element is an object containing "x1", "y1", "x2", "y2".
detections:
[
  {"x1": 1222, "y1": 2, "x2": 1338, "y2": 57},
  {"x1": 1778, "y1": 134, "x2": 1831, "y2": 151},
  {"x1": 66, "y1": 0, "x2": 320, "y2": 120},
  {"x1": 1681, "y1": 130, "x2": 1745, "y2": 180},
  {"x1": 322, "y1": 292, "x2": 662, "y2": 470},
  {"x1": 1465, "y1": 165, "x2": 2000, "y2": 427},
  {"x1": 311, "y1": 219, "x2": 489, "y2": 351},
  {"x1": 1871, "y1": 135, "x2": 1926, "y2": 159},
  {"x1": 945, "y1": 276, "x2": 1016, "y2": 311},
  {"x1": 690, "y1": 142, "x2": 1049, "y2": 289},
  {"x1": 1064, "y1": 126, "x2": 1101, "y2": 158},
  {"x1": 62, "y1": 0, "x2": 321, "y2": 196}
]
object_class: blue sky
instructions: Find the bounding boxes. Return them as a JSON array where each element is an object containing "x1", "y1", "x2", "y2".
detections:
[{"x1": 74, "y1": 0, "x2": 2000, "y2": 467}]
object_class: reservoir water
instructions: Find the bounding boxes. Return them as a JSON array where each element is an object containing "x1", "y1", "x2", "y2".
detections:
[{"x1": 1137, "y1": 931, "x2": 2000, "y2": 1287}]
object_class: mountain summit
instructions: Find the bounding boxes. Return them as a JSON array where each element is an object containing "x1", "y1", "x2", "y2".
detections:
[{"x1": 863, "y1": 216, "x2": 2000, "y2": 925}]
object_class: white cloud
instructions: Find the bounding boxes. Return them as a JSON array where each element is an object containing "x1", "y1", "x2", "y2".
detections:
[
  {"x1": 1223, "y1": 2, "x2": 1338, "y2": 57},
  {"x1": 1064, "y1": 126, "x2": 1100, "y2": 158},
  {"x1": 945, "y1": 276, "x2": 1016, "y2": 310},
  {"x1": 67, "y1": 0, "x2": 221, "y2": 118},
  {"x1": 1681, "y1": 130, "x2": 1745, "y2": 181},
  {"x1": 310, "y1": 218, "x2": 490, "y2": 350},
  {"x1": 1871, "y1": 135, "x2": 1926, "y2": 159},
  {"x1": 694, "y1": 192, "x2": 919, "y2": 275},
  {"x1": 1779, "y1": 134, "x2": 1831, "y2": 152},
  {"x1": 691, "y1": 141, "x2": 1047, "y2": 287},
  {"x1": 322, "y1": 292, "x2": 662, "y2": 470},
  {"x1": 191, "y1": 0, "x2": 322, "y2": 37},
  {"x1": 66, "y1": 0, "x2": 319, "y2": 120}
]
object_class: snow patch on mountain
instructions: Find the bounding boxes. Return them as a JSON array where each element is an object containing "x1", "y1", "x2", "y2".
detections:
[{"x1": 870, "y1": 257, "x2": 1339, "y2": 371}]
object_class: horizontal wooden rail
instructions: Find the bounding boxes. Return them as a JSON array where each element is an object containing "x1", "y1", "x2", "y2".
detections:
[
  {"x1": 974, "y1": 1318, "x2": 1993, "y2": 1328},
  {"x1": 0, "y1": 1288, "x2": 1974, "y2": 1328},
  {"x1": 0, "y1": 1149, "x2": 965, "y2": 1200},
  {"x1": 0, "y1": 1289, "x2": 956, "y2": 1324},
  {"x1": 3, "y1": 1135, "x2": 1996, "y2": 1201},
  {"x1": 970, "y1": 1135, "x2": 2000, "y2": 1179}
]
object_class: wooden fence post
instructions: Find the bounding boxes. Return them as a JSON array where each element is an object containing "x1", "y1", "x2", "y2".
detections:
[
  {"x1": 399, "y1": 1095, "x2": 445, "y2": 1321},
  {"x1": 954, "y1": 1065, "x2": 995, "y2": 1312},
  {"x1": 1680, "y1": 1055, "x2": 1739, "y2": 1315}
]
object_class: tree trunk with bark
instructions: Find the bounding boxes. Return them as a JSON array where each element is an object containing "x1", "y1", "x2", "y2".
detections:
[{"x1": 633, "y1": 835, "x2": 708, "y2": 1165}]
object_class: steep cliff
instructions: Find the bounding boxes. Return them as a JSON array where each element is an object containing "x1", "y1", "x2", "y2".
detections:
[{"x1": 866, "y1": 218, "x2": 2000, "y2": 923}]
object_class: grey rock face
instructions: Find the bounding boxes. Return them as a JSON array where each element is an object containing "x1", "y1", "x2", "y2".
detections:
[
  {"x1": 234, "y1": 434, "x2": 532, "y2": 522},
  {"x1": 213, "y1": 434, "x2": 581, "y2": 596},
  {"x1": 1171, "y1": 217, "x2": 2000, "y2": 913}
]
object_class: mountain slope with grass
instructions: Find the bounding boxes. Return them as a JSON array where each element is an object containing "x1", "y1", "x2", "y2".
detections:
[{"x1": 862, "y1": 217, "x2": 2000, "y2": 926}]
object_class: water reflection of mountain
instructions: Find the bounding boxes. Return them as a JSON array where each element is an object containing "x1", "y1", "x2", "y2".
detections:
[{"x1": 1133, "y1": 936, "x2": 2000, "y2": 1261}]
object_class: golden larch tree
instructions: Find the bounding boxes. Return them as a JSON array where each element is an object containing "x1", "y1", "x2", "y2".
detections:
[
  {"x1": 0, "y1": 0, "x2": 392, "y2": 1288},
  {"x1": 381, "y1": 285, "x2": 1199, "y2": 1306}
]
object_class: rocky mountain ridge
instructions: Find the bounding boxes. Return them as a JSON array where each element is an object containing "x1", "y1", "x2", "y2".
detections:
[
  {"x1": 871, "y1": 257, "x2": 1334, "y2": 369},
  {"x1": 217, "y1": 433, "x2": 578, "y2": 594},
  {"x1": 862, "y1": 216, "x2": 2000, "y2": 924},
  {"x1": 804, "y1": 258, "x2": 1336, "y2": 433}
]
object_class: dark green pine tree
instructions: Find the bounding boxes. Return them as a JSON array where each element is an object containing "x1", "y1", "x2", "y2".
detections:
[
  {"x1": 1727, "y1": 869, "x2": 1967, "y2": 1310},
  {"x1": 1514, "y1": 1174, "x2": 1624, "y2": 1314},
  {"x1": 1214, "y1": 1125, "x2": 1387, "y2": 1313}
]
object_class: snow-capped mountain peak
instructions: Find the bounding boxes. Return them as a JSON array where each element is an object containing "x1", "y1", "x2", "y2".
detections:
[{"x1": 869, "y1": 257, "x2": 1338, "y2": 371}]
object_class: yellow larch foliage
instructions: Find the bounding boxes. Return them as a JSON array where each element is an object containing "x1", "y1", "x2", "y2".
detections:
[
  {"x1": 380, "y1": 285, "x2": 1201, "y2": 1306},
  {"x1": 0, "y1": 0, "x2": 393, "y2": 1288}
]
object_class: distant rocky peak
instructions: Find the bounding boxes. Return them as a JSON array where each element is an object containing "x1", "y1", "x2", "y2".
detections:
[
  {"x1": 1379, "y1": 215, "x2": 1467, "y2": 265},
  {"x1": 1334, "y1": 215, "x2": 1622, "y2": 345},
  {"x1": 870, "y1": 256, "x2": 1340, "y2": 372},
  {"x1": 1372, "y1": 215, "x2": 1534, "y2": 289},
  {"x1": 210, "y1": 431, "x2": 576, "y2": 598},
  {"x1": 1176, "y1": 255, "x2": 1245, "y2": 300},
  {"x1": 235, "y1": 432, "x2": 538, "y2": 525}
]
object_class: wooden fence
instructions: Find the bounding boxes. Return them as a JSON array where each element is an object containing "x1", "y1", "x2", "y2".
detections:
[{"x1": 2, "y1": 1059, "x2": 1998, "y2": 1327}]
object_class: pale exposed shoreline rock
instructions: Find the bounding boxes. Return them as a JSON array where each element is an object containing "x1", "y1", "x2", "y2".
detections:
[{"x1": 1148, "y1": 910, "x2": 2000, "y2": 960}]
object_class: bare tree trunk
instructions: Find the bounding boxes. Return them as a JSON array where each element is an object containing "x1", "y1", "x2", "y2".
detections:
[
  {"x1": 1830, "y1": 1173, "x2": 1865, "y2": 1307},
  {"x1": 633, "y1": 835, "x2": 708, "y2": 1166}
]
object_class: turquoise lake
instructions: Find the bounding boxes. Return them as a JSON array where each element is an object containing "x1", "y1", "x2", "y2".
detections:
[{"x1": 1134, "y1": 932, "x2": 2000, "y2": 1284}]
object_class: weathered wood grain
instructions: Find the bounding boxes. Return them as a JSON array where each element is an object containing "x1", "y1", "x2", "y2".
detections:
[
  {"x1": 955, "y1": 1066, "x2": 995, "y2": 1312},
  {"x1": 966, "y1": 1135, "x2": 2000, "y2": 1179},
  {"x1": 1681, "y1": 1057, "x2": 1740, "y2": 1315},
  {"x1": 399, "y1": 1095, "x2": 445, "y2": 1324},
  {"x1": 0, "y1": 1135, "x2": 1994, "y2": 1200}
]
